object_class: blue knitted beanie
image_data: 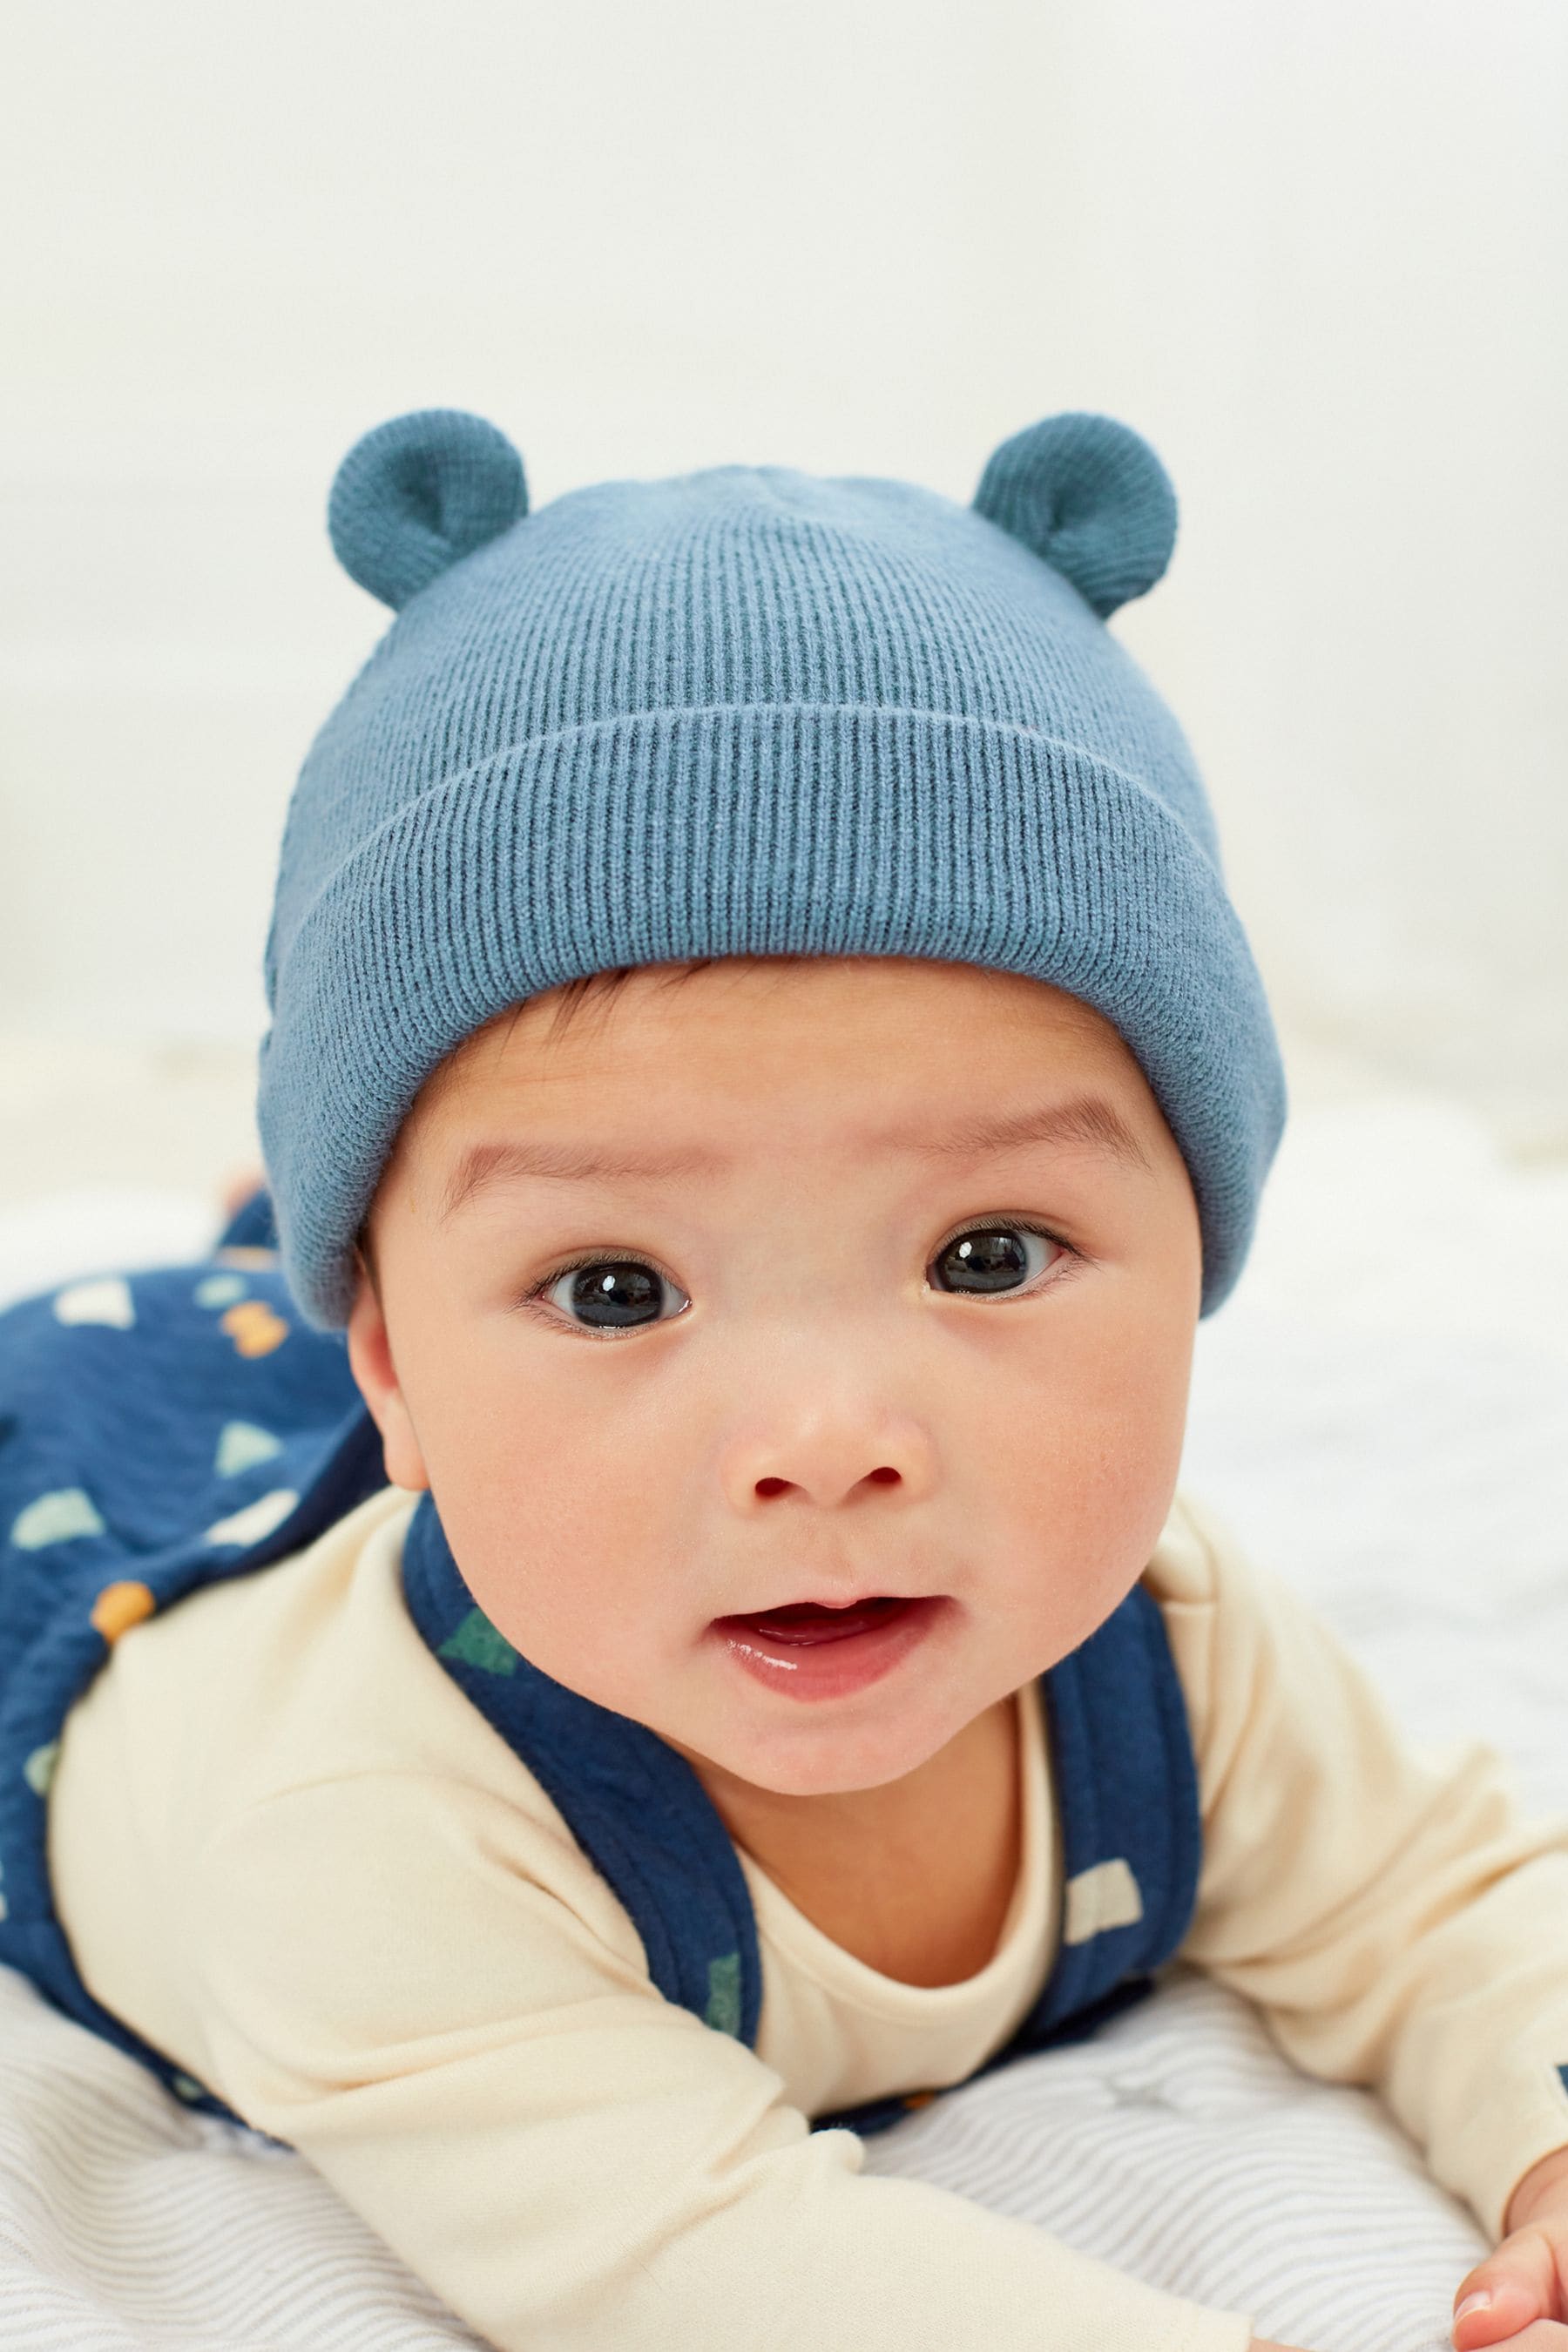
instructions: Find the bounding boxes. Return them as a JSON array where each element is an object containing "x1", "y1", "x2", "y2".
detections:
[{"x1": 259, "y1": 406, "x2": 1286, "y2": 1332}]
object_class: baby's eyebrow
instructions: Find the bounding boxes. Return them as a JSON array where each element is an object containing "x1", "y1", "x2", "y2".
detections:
[
  {"x1": 436, "y1": 1092, "x2": 1151, "y2": 1224},
  {"x1": 900, "y1": 1095, "x2": 1152, "y2": 1173}
]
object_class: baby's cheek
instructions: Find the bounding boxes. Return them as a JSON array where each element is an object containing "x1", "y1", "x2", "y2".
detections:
[
  {"x1": 983, "y1": 1406, "x2": 1181, "y2": 1648},
  {"x1": 451, "y1": 1504, "x2": 661, "y2": 1686}
]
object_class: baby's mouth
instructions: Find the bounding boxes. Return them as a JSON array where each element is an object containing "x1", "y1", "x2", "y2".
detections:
[{"x1": 712, "y1": 1597, "x2": 913, "y2": 1646}]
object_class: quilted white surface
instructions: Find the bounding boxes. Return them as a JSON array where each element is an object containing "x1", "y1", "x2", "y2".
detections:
[{"x1": 0, "y1": 1093, "x2": 1565, "y2": 2351}]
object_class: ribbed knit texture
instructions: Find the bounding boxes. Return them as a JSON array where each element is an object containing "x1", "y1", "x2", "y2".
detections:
[{"x1": 260, "y1": 408, "x2": 1287, "y2": 1329}]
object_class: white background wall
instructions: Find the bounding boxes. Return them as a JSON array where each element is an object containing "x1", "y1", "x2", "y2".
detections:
[{"x1": 3, "y1": 0, "x2": 1565, "y2": 1169}]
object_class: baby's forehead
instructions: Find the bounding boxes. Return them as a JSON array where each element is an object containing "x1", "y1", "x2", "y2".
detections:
[
  {"x1": 384, "y1": 958, "x2": 1157, "y2": 1214},
  {"x1": 414, "y1": 960, "x2": 1120, "y2": 1118}
]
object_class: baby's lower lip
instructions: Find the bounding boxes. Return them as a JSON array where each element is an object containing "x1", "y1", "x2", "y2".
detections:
[{"x1": 708, "y1": 1595, "x2": 949, "y2": 1702}]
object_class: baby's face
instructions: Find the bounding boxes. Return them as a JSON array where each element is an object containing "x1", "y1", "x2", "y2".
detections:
[{"x1": 349, "y1": 956, "x2": 1201, "y2": 1811}]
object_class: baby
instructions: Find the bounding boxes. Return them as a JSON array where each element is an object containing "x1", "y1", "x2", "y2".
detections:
[{"x1": 3, "y1": 405, "x2": 1567, "y2": 2352}]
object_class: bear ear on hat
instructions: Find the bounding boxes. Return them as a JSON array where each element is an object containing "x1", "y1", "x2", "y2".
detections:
[
  {"x1": 327, "y1": 408, "x2": 529, "y2": 610},
  {"x1": 971, "y1": 412, "x2": 1177, "y2": 619}
]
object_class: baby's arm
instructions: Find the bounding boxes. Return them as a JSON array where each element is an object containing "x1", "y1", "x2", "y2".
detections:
[
  {"x1": 1161, "y1": 1496, "x2": 1568, "y2": 2341},
  {"x1": 168, "y1": 1768, "x2": 1262, "y2": 2352}
]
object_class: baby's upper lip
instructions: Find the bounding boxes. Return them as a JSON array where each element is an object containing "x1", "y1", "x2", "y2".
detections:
[{"x1": 716, "y1": 1591, "x2": 920, "y2": 1619}]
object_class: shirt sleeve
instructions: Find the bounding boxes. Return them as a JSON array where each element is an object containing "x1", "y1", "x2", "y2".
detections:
[
  {"x1": 181, "y1": 1770, "x2": 1257, "y2": 2352},
  {"x1": 1166, "y1": 1492, "x2": 1568, "y2": 2244}
]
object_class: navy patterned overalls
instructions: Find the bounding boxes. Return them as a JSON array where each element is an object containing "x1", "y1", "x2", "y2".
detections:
[{"x1": 0, "y1": 1192, "x2": 1201, "y2": 2139}]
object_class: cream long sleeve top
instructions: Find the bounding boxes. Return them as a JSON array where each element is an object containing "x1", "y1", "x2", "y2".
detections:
[{"x1": 44, "y1": 1484, "x2": 1568, "y2": 2352}]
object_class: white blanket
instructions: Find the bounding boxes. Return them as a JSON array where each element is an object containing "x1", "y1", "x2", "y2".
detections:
[{"x1": 2, "y1": 1094, "x2": 1565, "y2": 2351}]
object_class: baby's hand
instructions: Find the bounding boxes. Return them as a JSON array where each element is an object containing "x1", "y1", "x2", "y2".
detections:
[{"x1": 1451, "y1": 2146, "x2": 1568, "y2": 2348}]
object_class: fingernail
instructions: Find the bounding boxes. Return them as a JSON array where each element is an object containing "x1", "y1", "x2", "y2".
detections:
[{"x1": 1456, "y1": 2292, "x2": 1493, "y2": 2322}]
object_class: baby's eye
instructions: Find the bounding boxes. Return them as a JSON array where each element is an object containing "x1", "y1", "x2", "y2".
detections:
[
  {"x1": 928, "y1": 1222, "x2": 1064, "y2": 1297},
  {"x1": 531, "y1": 1256, "x2": 691, "y2": 1335}
]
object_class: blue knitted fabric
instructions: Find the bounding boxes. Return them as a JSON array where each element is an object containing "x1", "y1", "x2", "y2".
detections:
[{"x1": 260, "y1": 407, "x2": 1287, "y2": 1330}]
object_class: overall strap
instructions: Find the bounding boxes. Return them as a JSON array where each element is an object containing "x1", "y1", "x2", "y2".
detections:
[
  {"x1": 1024, "y1": 1573, "x2": 1202, "y2": 2035},
  {"x1": 401, "y1": 1494, "x2": 764, "y2": 2047}
]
